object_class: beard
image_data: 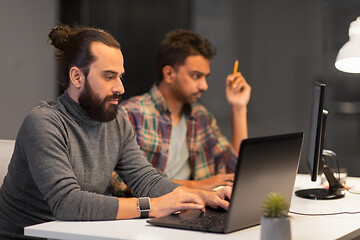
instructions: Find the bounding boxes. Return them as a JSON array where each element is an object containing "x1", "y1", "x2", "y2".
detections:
[
  {"x1": 78, "y1": 79, "x2": 122, "y2": 122},
  {"x1": 172, "y1": 81, "x2": 204, "y2": 104}
]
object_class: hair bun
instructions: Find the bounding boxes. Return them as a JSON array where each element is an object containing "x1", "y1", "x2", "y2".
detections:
[{"x1": 48, "y1": 25, "x2": 77, "y2": 51}]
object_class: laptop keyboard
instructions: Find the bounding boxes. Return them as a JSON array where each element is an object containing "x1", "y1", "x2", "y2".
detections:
[{"x1": 180, "y1": 212, "x2": 227, "y2": 227}]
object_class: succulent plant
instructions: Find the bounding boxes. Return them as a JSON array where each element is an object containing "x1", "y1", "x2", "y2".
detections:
[{"x1": 263, "y1": 192, "x2": 289, "y2": 218}]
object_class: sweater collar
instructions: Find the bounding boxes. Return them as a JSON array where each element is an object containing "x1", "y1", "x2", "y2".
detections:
[{"x1": 59, "y1": 91, "x2": 101, "y2": 126}]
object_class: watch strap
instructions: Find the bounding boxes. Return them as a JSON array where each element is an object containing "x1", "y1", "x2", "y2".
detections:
[{"x1": 137, "y1": 197, "x2": 151, "y2": 218}]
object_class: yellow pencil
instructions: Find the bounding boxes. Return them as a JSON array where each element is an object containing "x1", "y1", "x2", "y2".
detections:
[{"x1": 231, "y1": 60, "x2": 238, "y2": 89}]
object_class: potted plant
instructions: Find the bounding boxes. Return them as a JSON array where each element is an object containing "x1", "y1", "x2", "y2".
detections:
[{"x1": 260, "y1": 192, "x2": 291, "y2": 240}]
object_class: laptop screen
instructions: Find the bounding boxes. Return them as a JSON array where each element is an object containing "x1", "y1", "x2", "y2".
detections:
[{"x1": 147, "y1": 132, "x2": 304, "y2": 234}]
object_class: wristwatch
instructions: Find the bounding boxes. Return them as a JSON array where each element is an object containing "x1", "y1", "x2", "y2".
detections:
[{"x1": 137, "y1": 197, "x2": 151, "y2": 218}]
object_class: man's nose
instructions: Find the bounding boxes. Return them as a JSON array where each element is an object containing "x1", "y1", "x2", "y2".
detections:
[
  {"x1": 199, "y1": 77, "x2": 208, "y2": 91},
  {"x1": 113, "y1": 77, "x2": 125, "y2": 95}
]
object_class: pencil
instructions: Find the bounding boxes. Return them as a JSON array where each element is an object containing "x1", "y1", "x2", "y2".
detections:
[
  {"x1": 231, "y1": 60, "x2": 238, "y2": 89},
  {"x1": 233, "y1": 60, "x2": 239, "y2": 74}
]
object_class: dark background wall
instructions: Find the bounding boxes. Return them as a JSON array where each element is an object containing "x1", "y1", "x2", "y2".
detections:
[
  {"x1": 59, "y1": 0, "x2": 192, "y2": 98},
  {"x1": 1, "y1": 0, "x2": 359, "y2": 177},
  {"x1": 0, "y1": 0, "x2": 58, "y2": 140}
]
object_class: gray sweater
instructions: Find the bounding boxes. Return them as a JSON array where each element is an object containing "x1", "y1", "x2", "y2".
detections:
[{"x1": 0, "y1": 92, "x2": 179, "y2": 239}]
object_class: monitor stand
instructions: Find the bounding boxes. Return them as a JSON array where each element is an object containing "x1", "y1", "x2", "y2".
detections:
[{"x1": 295, "y1": 151, "x2": 345, "y2": 200}]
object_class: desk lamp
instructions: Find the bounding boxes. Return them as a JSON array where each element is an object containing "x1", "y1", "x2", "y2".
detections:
[{"x1": 335, "y1": 17, "x2": 360, "y2": 73}]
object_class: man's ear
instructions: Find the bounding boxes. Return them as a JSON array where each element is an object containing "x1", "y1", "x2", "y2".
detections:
[
  {"x1": 69, "y1": 66, "x2": 85, "y2": 89},
  {"x1": 162, "y1": 65, "x2": 175, "y2": 84}
]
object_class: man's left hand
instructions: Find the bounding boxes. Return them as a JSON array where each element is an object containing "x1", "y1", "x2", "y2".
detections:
[
  {"x1": 225, "y1": 72, "x2": 251, "y2": 109},
  {"x1": 200, "y1": 186, "x2": 232, "y2": 210}
]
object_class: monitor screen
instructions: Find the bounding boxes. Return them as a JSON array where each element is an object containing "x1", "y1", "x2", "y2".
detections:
[
  {"x1": 307, "y1": 83, "x2": 326, "y2": 182},
  {"x1": 295, "y1": 82, "x2": 345, "y2": 200}
]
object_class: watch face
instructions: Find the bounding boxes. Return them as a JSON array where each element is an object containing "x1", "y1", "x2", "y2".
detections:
[{"x1": 138, "y1": 197, "x2": 151, "y2": 210}]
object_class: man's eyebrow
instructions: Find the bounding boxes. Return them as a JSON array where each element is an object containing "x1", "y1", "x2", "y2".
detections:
[
  {"x1": 102, "y1": 70, "x2": 118, "y2": 75},
  {"x1": 191, "y1": 70, "x2": 211, "y2": 77},
  {"x1": 191, "y1": 70, "x2": 205, "y2": 75}
]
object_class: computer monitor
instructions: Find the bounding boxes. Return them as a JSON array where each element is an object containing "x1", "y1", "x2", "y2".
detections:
[{"x1": 295, "y1": 82, "x2": 345, "y2": 200}]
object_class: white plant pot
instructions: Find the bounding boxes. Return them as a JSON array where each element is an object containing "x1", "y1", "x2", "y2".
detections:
[{"x1": 260, "y1": 216, "x2": 291, "y2": 240}]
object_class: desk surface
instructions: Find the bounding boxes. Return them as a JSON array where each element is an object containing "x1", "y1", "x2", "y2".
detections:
[{"x1": 25, "y1": 174, "x2": 360, "y2": 240}]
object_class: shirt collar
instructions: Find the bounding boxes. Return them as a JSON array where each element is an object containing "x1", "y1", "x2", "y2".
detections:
[{"x1": 149, "y1": 84, "x2": 194, "y2": 118}]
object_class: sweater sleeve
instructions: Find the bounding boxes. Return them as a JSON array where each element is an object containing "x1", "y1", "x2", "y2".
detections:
[
  {"x1": 19, "y1": 108, "x2": 119, "y2": 221},
  {"x1": 115, "y1": 112, "x2": 180, "y2": 198}
]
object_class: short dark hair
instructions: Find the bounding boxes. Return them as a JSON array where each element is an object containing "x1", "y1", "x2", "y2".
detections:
[
  {"x1": 48, "y1": 25, "x2": 120, "y2": 89},
  {"x1": 156, "y1": 29, "x2": 216, "y2": 82}
]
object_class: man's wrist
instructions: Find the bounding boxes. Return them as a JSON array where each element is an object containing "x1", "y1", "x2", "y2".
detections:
[{"x1": 231, "y1": 105, "x2": 247, "y2": 114}]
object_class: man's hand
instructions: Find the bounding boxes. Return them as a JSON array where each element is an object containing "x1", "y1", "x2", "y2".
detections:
[
  {"x1": 149, "y1": 187, "x2": 205, "y2": 218},
  {"x1": 225, "y1": 72, "x2": 251, "y2": 109},
  {"x1": 174, "y1": 186, "x2": 232, "y2": 212},
  {"x1": 116, "y1": 186, "x2": 232, "y2": 219},
  {"x1": 200, "y1": 186, "x2": 232, "y2": 210},
  {"x1": 190, "y1": 173, "x2": 234, "y2": 191},
  {"x1": 225, "y1": 72, "x2": 251, "y2": 152}
]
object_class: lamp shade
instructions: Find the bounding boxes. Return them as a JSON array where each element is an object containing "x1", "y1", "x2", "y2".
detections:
[{"x1": 335, "y1": 17, "x2": 360, "y2": 73}]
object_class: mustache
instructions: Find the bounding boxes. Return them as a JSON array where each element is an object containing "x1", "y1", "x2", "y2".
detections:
[
  {"x1": 193, "y1": 90, "x2": 205, "y2": 95},
  {"x1": 104, "y1": 93, "x2": 123, "y2": 102}
]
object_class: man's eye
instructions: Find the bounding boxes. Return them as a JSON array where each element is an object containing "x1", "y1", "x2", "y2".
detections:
[
  {"x1": 105, "y1": 74, "x2": 115, "y2": 80},
  {"x1": 192, "y1": 74, "x2": 201, "y2": 79}
]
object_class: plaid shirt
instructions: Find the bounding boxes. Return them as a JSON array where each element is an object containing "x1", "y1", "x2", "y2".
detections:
[{"x1": 110, "y1": 85, "x2": 237, "y2": 195}]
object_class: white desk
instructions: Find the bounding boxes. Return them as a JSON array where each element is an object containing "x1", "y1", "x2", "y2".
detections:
[{"x1": 25, "y1": 174, "x2": 360, "y2": 240}]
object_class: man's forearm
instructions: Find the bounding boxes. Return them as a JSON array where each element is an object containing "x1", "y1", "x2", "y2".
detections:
[{"x1": 231, "y1": 106, "x2": 248, "y2": 153}]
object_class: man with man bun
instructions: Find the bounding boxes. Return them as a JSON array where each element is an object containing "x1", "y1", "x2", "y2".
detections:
[{"x1": 0, "y1": 25, "x2": 231, "y2": 239}]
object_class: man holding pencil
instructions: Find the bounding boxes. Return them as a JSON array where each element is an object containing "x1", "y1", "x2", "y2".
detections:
[{"x1": 109, "y1": 29, "x2": 251, "y2": 195}]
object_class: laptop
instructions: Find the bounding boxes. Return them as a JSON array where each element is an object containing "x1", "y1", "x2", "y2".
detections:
[{"x1": 147, "y1": 132, "x2": 304, "y2": 233}]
